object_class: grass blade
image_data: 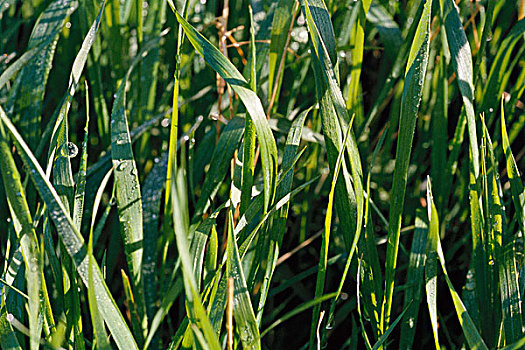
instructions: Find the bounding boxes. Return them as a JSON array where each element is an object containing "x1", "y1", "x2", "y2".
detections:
[
  {"x1": 227, "y1": 210, "x2": 261, "y2": 350},
  {"x1": 173, "y1": 9, "x2": 278, "y2": 213},
  {"x1": 0, "y1": 105, "x2": 139, "y2": 350},
  {"x1": 426, "y1": 179, "x2": 488, "y2": 350},
  {"x1": 193, "y1": 117, "x2": 244, "y2": 219},
  {"x1": 381, "y1": 0, "x2": 432, "y2": 331},
  {"x1": 399, "y1": 209, "x2": 428, "y2": 349}
]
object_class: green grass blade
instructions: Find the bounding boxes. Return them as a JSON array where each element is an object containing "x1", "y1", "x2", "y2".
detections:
[
  {"x1": 501, "y1": 98, "x2": 525, "y2": 236},
  {"x1": 498, "y1": 99, "x2": 525, "y2": 343},
  {"x1": 13, "y1": 0, "x2": 76, "y2": 149},
  {"x1": 227, "y1": 210, "x2": 261, "y2": 350},
  {"x1": 256, "y1": 107, "x2": 310, "y2": 325},
  {"x1": 72, "y1": 83, "x2": 90, "y2": 230},
  {"x1": 381, "y1": 0, "x2": 432, "y2": 331},
  {"x1": 439, "y1": 0, "x2": 479, "y2": 175},
  {"x1": 169, "y1": 164, "x2": 221, "y2": 349},
  {"x1": 346, "y1": 0, "x2": 370, "y2": 118},
  {"x1": 240, "y1": 5, "x2": 258, "y2": 217},
  {"x1": 371, "y1": 303, "x2": 411, "y2": 350},
  {"x1": 303, "y1": 0, "x2": 364, "y2": 263},
  {"x1": 425, "y1": 186, "x2": 440, "y2": 349},
  {"x1": 0, "y1": 115, "x2": 41, "y2": 350},
  {"x1": 268, "y1": 0, "x2": 296, "y2": 107},
  {"x1": 193, "y1": 117, "x2": 244, "y2": 219},
  {"x1": 173, "y1": 9, "x2": 278, "y2": 213},
  {"x1": 111, "y1": 57, "x2": 148, "y2": 328},
  {"x1": 141, "y1": 153, "x2": 166, "y2": 326},
  {"x1": 309, "y1": 114, "x2": 353, "y2": 348},
  {"x1": 481, "y1": 19, "x2": 525, "y2": 115},
  {"x1": 0, "y1": 105, "x2": 139, "y2": 350},
  {"x1": 399, "y1": 209, "x2": 428, "y2": 349},
  {"x1": 426, "y1": 179, "x2": 489, "y2": 350},
  {"x1": 0, "y1": 303, "x2": 22, "y2": 350},
  {"x1": 87, "y1": 221, "x2": 111, "y2": 350}
]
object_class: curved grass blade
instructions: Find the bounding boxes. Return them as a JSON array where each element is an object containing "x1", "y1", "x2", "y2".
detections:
[
  {"x1": 381, "y1": 0, "x2": 432, "y2": 331},
  {"x1": 303, "y1": 0, "x2": 364, "y2": 269},
  {"x1": 426, "y1": 179, "x2": 488, "y2": 350},
  {"x1": 0, "y1": 105, "x2": 139, "y2": 350},
  {"x1": 227, "y1": 210, "x2": 261, "y2": 350},
  {"x1": 51, "y1": 0, "x2": 105, "y2": 214},
  {"x1": 173, "y1": 9, "x2": 278, "y2": 213},
  {"x1": 0, "y1": 116, "x2": 41, "y2": 350}
]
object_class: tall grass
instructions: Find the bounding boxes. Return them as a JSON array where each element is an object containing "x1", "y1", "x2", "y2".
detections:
[{"x1": 0, "y1": 0, "x2": 524, "y2": 348}]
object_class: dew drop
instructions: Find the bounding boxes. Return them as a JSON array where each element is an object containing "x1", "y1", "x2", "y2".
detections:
[{"x1": 67, "y1": 142, "x2": 79, "y2": 158}]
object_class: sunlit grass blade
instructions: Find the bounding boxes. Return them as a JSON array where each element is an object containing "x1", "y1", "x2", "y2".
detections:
[
  {"x1": 371, "y1": 302, "x2": 411, "y2": 350},
  {"x1": 346, "y1": 0, "x2": 370, "y2": 122},
  {"x1": 173, "y1": 8, "x2": 278, "y2": 213},
  {"x1": 425, "y1": 190, "x2": 440, "y2": 349},
  {"x1": 439, "y1": 0, "x2": 479, "y2": 174},
  {"x1": 0, "y1": 113, "x2": 41, "y2": 350},
  {"x1": 169, "y1": 163, "x2": 221, "y2": 349},
  {"x1": 426, "y1": 179, "x2": 488, "y2": 350},
  {"x1": 501, "y1": 98, "x2": 525, "y2": 236},
  {"x1": 381, "y1": 0, "x2": 432, "y2": 332},
  {"x1": 0, "y1": 105, "x2": 139, "y2": 350},
  {"x1": 227, "y1": 210, "x2": 261, "y2": 350}
]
